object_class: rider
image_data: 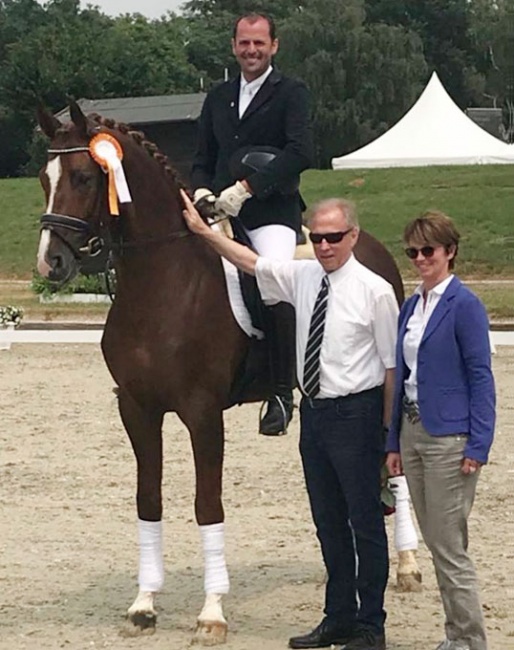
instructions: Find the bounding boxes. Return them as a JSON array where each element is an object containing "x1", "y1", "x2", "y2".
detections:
[{"x1": 190, "y1": 12, "x2": 314, "y2": 435}]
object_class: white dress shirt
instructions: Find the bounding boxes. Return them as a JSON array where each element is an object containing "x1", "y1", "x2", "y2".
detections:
[
  {"x1": 255, "y1": 254, "x2": 398, "y2": 398},
  {"x1": 403, "y1": 275, "x2": 454, "y2": 402},
  {"x1": 239, "y1": 66, "x2": 273, "y2": 118}
]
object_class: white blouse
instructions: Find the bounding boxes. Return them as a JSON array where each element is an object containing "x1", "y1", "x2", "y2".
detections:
[{"x1": 403, "y1": 275, "x2": 454, "y2": 402}]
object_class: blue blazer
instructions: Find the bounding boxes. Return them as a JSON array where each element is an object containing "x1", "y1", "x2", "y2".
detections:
[{"x1": 386, "y1": 276, "x2": 495, "y2": 464}]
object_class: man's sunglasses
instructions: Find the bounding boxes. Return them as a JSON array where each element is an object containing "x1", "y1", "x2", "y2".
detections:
[
  {"x1": 404, "y1": 246, "x2": 436, "y2": 259},
  {"x1": 309, "y1": 228, "x2": 353, "y2": 245}
]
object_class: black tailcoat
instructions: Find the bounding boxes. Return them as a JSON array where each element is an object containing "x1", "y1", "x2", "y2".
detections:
[{"x1": 191, "y1": 68, "x2": 314, "y2": 231}]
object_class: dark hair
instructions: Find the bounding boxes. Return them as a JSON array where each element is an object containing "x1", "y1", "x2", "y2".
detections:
[
  {"x1": 233, "y1": 13, "x2": 277, "y2": 40},
  {"x1": 403, "y1": 210, "x2": 460, "y2": 270}
]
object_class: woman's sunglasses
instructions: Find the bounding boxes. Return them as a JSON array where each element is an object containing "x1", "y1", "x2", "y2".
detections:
[
  {"x1": 404, "y1": 246, "x2": 436, "y2": 260},
  {"x1": 309, "y1": 228, "x2": 353, "y2": 245}
]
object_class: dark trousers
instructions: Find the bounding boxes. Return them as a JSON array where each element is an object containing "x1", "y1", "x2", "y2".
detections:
[{"x1": 299, "y1": 387, "x2": 388, "y2": 635}]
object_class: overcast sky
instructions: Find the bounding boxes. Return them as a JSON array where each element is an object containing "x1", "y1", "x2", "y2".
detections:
[{"x1": 40, "y1": 0, "x2": 185, "y2": 19}]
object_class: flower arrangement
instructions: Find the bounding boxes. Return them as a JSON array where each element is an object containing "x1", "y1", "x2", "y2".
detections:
[{"x1": 0, "y1": 305, "x2": 24, "y2": 328}]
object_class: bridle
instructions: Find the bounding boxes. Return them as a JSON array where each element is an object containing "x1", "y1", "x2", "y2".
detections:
[{"x1": 40, "y1": 144, "x2": 191, "y2": 262}]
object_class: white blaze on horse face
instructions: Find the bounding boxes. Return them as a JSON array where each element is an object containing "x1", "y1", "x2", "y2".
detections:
[
  {"x1": 37, "y1": 157, "x2": 62, "y2": 277},
  {"x1": 45, "y1": 156, "x2": 62, "y2": 214},
  {"x1": 36, "y1": 229, "x2": 52, "y2": 277}
]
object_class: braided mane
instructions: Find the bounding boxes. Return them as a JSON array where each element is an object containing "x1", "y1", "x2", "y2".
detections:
[{"x1": 86, "y1": 113, "x2": 186, "y2": 189}]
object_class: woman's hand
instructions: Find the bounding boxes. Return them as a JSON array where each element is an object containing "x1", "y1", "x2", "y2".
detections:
[
  {"x1": 180, "y1": 189, "x2": 212, "y2": 236},
  {"x1": 386, "y1": 452, "x2": 403, "y2": 477},
  {"x1": 461, "y1": 457, "x2": 482, "y2": 475}
]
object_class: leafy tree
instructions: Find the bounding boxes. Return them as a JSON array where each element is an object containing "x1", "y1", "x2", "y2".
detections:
[
  {"x1": 468, "y1": 0, "x2": 514, "y2": 141},
  {"x1": 364, "y1": 0, "x2": 484, "y2": 107},
  {"x1": 278, "y1": 0, "x2": 427, "y2": 166}
]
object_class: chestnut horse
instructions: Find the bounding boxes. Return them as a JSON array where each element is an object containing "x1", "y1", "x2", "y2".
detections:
[{"x1": 35, "y1": 102, "x2": 419, "y2": 644}]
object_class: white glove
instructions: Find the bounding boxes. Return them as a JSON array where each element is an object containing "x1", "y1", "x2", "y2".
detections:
[
  {"x1": 193, "y1": 187, "x2": 216, "y2": 207},
  {"x1": 215, "y1": 181, "x2": 252, "y2": 217}
]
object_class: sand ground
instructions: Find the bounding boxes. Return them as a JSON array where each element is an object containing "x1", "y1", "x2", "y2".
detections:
[{"x1": 1, "y1": 344, "x2": 513, "y2": 650}]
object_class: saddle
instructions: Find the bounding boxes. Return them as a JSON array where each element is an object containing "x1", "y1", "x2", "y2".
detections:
[{"x1": 226, "y1": 217, "x2": 273, "y2": 406}]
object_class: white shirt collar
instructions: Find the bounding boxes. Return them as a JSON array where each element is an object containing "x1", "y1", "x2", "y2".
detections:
[
  {"x1": 325, "y1": 253, "x2": 358, "y2": 283},
  {"x1": 240, "y1": 66, "x2": 273, "y2": 93},
  {"x1": 414, "y1": 274, "x2": 454, "y2": 298}
]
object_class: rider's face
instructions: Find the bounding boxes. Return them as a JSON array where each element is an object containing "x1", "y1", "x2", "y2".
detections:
[{"x1": 232, "y1": 18, "x2": 278, "y2": 82}]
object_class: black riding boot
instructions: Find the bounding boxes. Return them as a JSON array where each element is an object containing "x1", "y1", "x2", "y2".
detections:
[{"x1": 259, "y1": 302, "x2": 296, "y2": 436}]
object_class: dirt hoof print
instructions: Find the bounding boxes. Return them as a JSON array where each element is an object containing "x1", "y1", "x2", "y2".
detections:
[{"x1": 119, "y1": 613, "x2": 157, "y2": 637}]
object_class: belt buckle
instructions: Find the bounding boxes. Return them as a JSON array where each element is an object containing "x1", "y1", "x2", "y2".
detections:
[{"x1": 403, "y1": 397, "x2": 420, "y2": 424}]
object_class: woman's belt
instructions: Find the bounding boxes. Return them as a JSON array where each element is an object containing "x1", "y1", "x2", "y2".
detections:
[{"x1": 402, "y1": 396, "x2": 420, "y2": 424}]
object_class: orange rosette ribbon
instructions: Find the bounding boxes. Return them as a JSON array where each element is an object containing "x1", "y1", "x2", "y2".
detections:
[{"x1": 89, "y1": 133, "x2": 131, "y2": 215}]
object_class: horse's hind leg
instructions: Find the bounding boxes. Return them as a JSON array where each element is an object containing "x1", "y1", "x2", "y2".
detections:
[
  {"x1": 117, "y1": 390, "x2": 165, "y2": 635},
  {"x1": 390, "y1": 475, "x2": 422, "y2": 592},
  {"x1": 182, "y1": 405, "x2": 229, "y2": 646}
]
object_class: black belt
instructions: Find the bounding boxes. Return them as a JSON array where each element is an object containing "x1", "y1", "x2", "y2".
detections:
[
  {"x1": 302, "y1": 386, "x2": 382, "y2": 409},
  {"x1": 403, "y1": 396, "x2": 420, "y2": 424}
]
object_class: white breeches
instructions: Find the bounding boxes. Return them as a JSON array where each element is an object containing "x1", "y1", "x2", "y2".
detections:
[{"x1": 243, "y1": 224, "x2": 296, "y2": 261}]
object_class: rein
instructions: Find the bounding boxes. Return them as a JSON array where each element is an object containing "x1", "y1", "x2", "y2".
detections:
[{"x1": 42, "y1": 144, "x2": 191, "y2": 255}]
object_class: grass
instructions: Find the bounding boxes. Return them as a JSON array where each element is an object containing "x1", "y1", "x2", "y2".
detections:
[
  {"x1": 0, "y1": 165, "x2": 513, "y2": 320},
  {"x1": 301, "y1": 165, "x2": 514, "y2": 277}
]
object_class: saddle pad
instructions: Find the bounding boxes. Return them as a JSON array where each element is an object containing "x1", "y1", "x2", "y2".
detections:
[{"x1": 221, "y1": 257, "x2": 264, "y2": 340}]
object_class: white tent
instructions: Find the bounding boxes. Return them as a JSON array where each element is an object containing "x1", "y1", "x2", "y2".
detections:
[{"x1": 332, "y1": 72, "x2": 514, "y2": 169}]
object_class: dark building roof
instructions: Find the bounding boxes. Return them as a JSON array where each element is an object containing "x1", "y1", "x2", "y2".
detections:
[{"x1": 55, "y1": 93, "x2": 206, "y2": 125}]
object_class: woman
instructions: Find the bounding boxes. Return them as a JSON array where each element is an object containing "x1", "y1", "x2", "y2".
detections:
[{"x1": 386, "y1": 210, "x2": 495, "y2": 650}]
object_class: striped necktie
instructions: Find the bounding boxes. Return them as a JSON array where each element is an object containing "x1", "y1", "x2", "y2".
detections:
[{"x1": 303, "y1": 275, "x2": 330, "y2": 397}]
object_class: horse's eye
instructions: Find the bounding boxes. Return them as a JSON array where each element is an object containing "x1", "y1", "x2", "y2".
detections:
[{"x1": 71, "y1": 169, "x2": 94, "y2": 188}]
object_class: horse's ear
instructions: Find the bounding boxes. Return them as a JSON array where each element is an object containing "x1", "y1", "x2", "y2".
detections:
[
  {"x1": 36, "y1": 102, "x2": 61, "y2": 139},
  {"x1": 69, "y1": 99, "x2": 89, "y2": 138}
]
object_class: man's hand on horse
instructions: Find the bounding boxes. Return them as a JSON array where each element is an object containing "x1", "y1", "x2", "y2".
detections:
[
  {"x1": 215, "y1": 180, "x2": 252, "y2": 217},
  {"x1": 181, "y1": 189, "x2": 212, "y2": 236}
]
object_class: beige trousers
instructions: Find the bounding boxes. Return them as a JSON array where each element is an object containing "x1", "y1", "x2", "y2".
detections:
[{"x1": 400, "y1": 415, "x2": 487, "y2": 650}]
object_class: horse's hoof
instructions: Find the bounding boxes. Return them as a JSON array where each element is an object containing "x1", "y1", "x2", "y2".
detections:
[
  {"x1": 396, "y1": 570, "x2": 422, "y2": 592},
  {"x1": 119, "y1": 612, "x2": 157, "y2": 637},
  {"x1": 192, "y1": 620, "x2": 228, "y2": 645}
]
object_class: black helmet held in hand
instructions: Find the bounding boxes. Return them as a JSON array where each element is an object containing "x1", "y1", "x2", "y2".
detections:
[{"x1": 229, "y1": 145, "x2": 300, "y2": 195}]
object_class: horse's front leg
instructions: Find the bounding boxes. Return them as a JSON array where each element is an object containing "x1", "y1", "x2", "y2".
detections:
[
  {"x1": 118, "y1": 389, "x2": 165, "y2": 635},
  {"x1": 183, "y1": 405, "x2": 229, "y2": 646},
  {"x1": 390, "y1": 475, "x2": 422, "y2": 592}
]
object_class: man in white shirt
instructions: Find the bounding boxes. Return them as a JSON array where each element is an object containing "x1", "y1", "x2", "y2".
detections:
[
  {"x1": 181, "y1": 190, "x2": 398, "y2": 650},
  {"x1": 190, "y1": 13, "x2": 314, "y2": 436}
]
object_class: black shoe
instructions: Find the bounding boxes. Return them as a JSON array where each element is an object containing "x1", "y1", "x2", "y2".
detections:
[
  {"x1": 343, "y1": 629, "x2": 386, "y2": 650},
  {"x1": 259, "y1": 393, "x2": 293, "y2": 436},
  {"x1": 289, "y1": 619, "x2": 354, "y2": 649}
]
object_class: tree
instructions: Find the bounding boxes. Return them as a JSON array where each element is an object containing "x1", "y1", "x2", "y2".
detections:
[
  {"x1": 278, "y1": 0, "x2": 427, "y2": 166},
  {"x1": 468, "y1": 0, "x2": 514, "y2": 141},
  {"x1": 364, "y1": 0, "x2": 485, "y2": 108},
  {"x1": 0, "y1": 0, "x2": 198, "y2": 175}
]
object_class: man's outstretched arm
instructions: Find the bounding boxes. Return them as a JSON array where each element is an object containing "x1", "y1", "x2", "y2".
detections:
[{"x1": 181, "y1": 189, "x2": 258, "y2": 276}]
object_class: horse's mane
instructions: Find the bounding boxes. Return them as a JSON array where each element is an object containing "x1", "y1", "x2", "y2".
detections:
[{"x1": 81, "y1": 112, "x2": 186, "y2": 190}]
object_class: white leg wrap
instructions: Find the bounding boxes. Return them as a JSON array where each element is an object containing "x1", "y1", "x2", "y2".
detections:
[
  {"x1": 138, "y1": 519, "x2": 164, "y2": 592},
  {"x1": 200, "y1": 523, "x2": 229, "y2": 594},
  {"x1": 389, "y1": 476, "x2": 419, "y2": 551}
]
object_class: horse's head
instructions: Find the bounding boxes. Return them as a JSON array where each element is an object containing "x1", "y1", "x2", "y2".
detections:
[{"x1": 36, "y1": 101, "x2": 111, "y2": 285}]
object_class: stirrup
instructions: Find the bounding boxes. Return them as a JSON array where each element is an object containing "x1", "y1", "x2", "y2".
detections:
[{"x1": 258, "y1": 394, "x2": 292, "y2": 436}]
